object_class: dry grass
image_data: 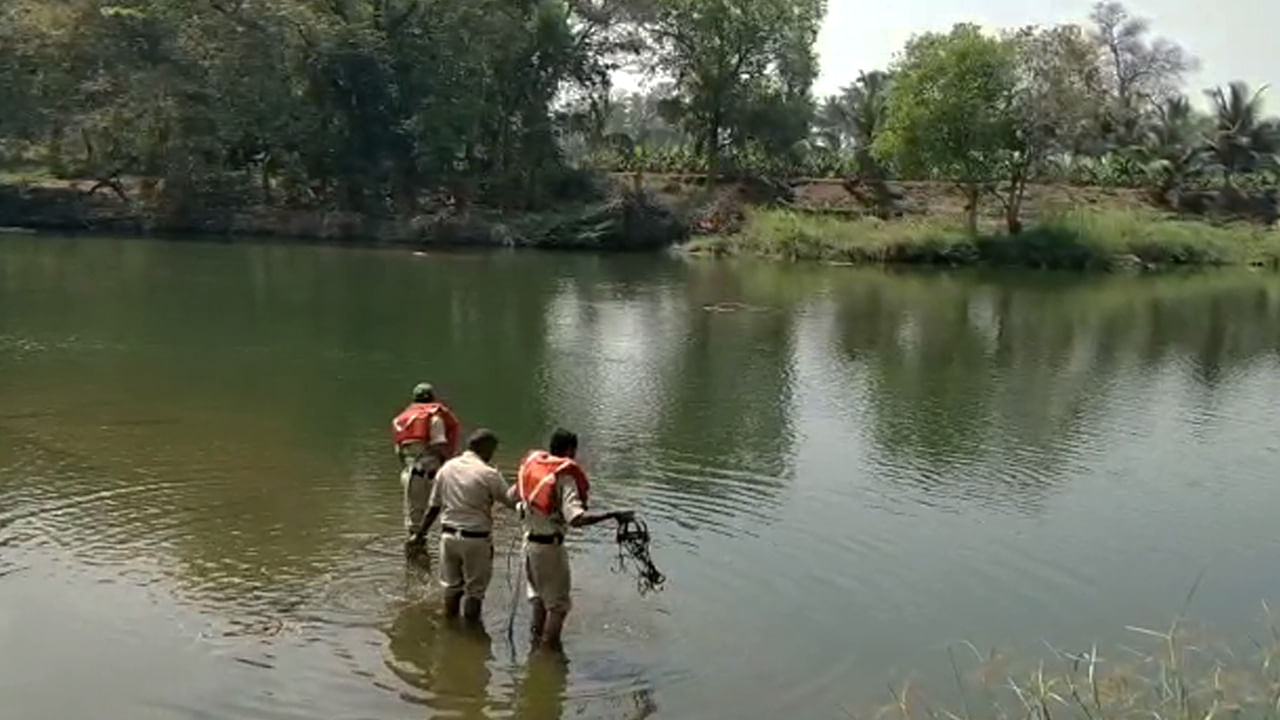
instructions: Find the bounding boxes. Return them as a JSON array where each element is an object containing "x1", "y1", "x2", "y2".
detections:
[{"x1": 857, "y1": 606, "x2": 1280, "y2": 720}]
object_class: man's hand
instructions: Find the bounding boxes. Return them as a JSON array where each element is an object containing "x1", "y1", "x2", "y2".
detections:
[
  {"x1": 404, "y1": 535, "x2": 429, "y2": 567},
  {"x1": 612, "y1": 509, "x2": 636, "y2": 523}
]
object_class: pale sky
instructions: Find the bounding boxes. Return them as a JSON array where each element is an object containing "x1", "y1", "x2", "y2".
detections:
[{"x1": 814, "y1": 0, "x2": 1279, "y2": 110}]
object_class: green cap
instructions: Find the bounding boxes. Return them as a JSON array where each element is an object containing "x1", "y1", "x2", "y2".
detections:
[{"x1": 412, "y1": 382, "x2": 435, "y2": 402}]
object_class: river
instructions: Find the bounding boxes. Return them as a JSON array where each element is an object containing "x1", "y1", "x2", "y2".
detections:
[{"x1": 2, "y1": 235, "x2": 1280, "y2": 719}]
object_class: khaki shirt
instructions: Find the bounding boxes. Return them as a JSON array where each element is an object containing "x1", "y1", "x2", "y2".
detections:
[
  {"x1": 523, "y1": 473, "x2": 586, "y2": 536},
  {"x1": 428, "y1": 451, "x2": 515, "y2": 533}
]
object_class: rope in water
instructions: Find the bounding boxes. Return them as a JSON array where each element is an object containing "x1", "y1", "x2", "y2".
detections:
[
  {"x1": 613, "y1": 517, "x2": 666, "y2": 596},
  {"x1": 501, "y1": 515, "x2": 665, "y2": 656}
]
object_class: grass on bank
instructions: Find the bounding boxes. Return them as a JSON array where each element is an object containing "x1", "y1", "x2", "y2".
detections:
[
  {"x1": 688, "y1": 208, "x2": 1280, "y2": 270},
  {"x1": 864, "y1": 611, "x2": 1280, "y2": 720}
]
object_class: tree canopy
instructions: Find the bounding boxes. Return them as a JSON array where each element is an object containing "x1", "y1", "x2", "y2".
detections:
[
  {"x1": 873, "y1": 24, "x2": 1017, "y2": 231},
  {"x1": 0, "y1": 0, "x2": 1275, "y2": 231},
  {"x1": 644, "y1": 0, "x2": 825, "y2": 172}
]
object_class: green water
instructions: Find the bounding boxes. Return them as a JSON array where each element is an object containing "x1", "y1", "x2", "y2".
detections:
[{"x1": 3, "y1": 235, "x2": 1280, "y2": 719}]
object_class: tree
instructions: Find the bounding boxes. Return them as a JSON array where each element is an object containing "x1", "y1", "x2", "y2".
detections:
[
  {"x1": 874, "y1": 24, "x2": 1017, "y2": 233},
  {"x1": 815, "y1": 70, "x2": 892, "y2": 166},
  {"x1": 996, "y1": 24, "x2": 1106, "y2": 232},
  {"x1": 0, "y1": 0, "x2": 642, "y2": 213},
  {"x1": 1203, "y1": 82, "x2": 1278, "y2": 192},
  {"x1": 1143, "y1": 95, "x2": 1208, "y2": 205},
  {"x1": 1089, "y1": 2, "x2": 1197, "y2": 148},
  {"x1": 604, "y1": 85, "x2": 685, "y2": 148},
  {"x1": 645, "y1": 0, "x2": 826, "y2": 175}
]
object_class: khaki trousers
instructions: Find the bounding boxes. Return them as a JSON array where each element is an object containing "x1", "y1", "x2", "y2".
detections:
[
  {"x1": 398, "y1": 443, "x2": 441, "y2": 534},
  {"x1": 440, "y1": 534, "x2": 495, "y2": 600},
  {"x1": 525, "y1": 542, "x2": 572, "y2": 613}
]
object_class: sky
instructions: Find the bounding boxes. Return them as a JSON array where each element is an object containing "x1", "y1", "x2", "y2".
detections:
[{"x1": 813, "y1": 0, "x2": 1280, "y2": 109}]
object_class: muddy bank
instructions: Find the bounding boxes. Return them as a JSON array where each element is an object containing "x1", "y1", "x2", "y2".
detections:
[{"x1": 0, "y1": 183, "x2": 686, "y2": 250}]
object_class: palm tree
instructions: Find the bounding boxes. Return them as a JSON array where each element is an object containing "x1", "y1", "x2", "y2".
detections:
[
  {"x1": 814, "y1": 70, "x2": 892, "y2": 164},
  {"x1": 1142, "y1": 95, "x2": 1206, "y2": 205},
  {"x1": 1257, "y1": 118, "x2": 1280, "y2": 183},
  {"x1": 814, "y1": 96, "x2": 852, "y2": 151},
  {"x1": 1204, "y1": 82, "x2": 1276, "y2": 191}
]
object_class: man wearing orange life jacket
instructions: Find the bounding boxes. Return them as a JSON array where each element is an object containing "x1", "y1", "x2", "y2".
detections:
[
  {"x1": 517, "y1": 428, "x2": 633, "y2": 653},
  {"x1": 392, "y1": 383, "x2": 461, "y2": 560}
]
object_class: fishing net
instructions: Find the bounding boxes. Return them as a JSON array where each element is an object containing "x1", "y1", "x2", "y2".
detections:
[{"x1": 613, "y1": 517, "x2": 666, "y2": 596}]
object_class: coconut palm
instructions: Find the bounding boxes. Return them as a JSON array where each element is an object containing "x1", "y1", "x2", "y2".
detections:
[
  {"x1": 814, "y1": 71, "x2": 891, "y2": 153},
  {"x1": 1203, "y1": 82, "x2": 1276, "y2": 191},
  {"x1": 1142, "y1": 94, "x2": 1207, "y2": 204}
]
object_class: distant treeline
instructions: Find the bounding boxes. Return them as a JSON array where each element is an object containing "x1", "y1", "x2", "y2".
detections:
[{"x1": 0, "y1": 1, "x2": 1275, "y2": 232}]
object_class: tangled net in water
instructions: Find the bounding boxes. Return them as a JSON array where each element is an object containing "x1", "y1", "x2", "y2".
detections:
[{"x1": 614, "y1": 517, "x2": 666, "y2": 596}]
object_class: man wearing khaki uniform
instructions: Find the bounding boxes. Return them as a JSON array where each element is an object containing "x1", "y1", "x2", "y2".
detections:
[
  {"x1": 392, "y1": 383, "x2": 460, "y2": 564},
  {"x1": 518, "y1": 429, "x2": 632, "y2": 652},
  {"x1": 415, "y1": 429, "x2": 515, "y2": 621},
  {"x1": 400, "y1": 415, "x2": 448, "y2": 528}
]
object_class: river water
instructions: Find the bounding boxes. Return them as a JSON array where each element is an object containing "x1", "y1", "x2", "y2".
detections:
[{"x1": 2, "y1": 235, "x2": 1280, "y2": 719}]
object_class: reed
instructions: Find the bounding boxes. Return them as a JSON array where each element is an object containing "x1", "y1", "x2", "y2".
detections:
[{"x1": 856, "y1": 607, "x2": 1280, "y2": 720}]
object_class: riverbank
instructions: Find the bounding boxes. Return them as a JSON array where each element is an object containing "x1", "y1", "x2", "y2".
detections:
[
  {"x1": 0, "y1": 180, "x2": 686, "y2": 250},
  {"x1": 5, "y1": 175, "x2": 1280, "y2": 270},
  {"x1": 686, "y1": 207, "x2": 1280, "y2": 270}
]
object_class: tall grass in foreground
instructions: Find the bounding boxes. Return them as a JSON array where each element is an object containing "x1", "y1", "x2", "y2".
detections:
[
  {"x1": 689, "y1": 209, "x2": 1280, "y2": 269},
  {"x1": 862, "y1": 609, "x2": 1280, "y2": 720}
]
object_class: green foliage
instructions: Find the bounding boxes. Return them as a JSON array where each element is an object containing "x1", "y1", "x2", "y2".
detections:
[
  {"x1": 874, "y1": 24, "x2": 1018, "y2": 230},
  {"x1": 1, "y1": 0, "x2": 1276, "y2": 228},
  {"x1": 1089, "y1": 1, "x2": 1197, "y2": 148},
  {"x1": 1204, "y1": 82, "x2": 1280, "y2": 190},
  {"x1": 0, "y1": 0, "x2": 636, "y2": 212},
  {"x1": 693, "y1": 207, "x2": 1280, "y2": 269},
  {"x1": 691, "y1": 208, "x2": 979, "y2": 263},
  {"x1": 646, "y1": 0, "x2": 825, "y2": 172},
  {"x1": 814, "y1": 70, "x2": 893, "y2": 180}
]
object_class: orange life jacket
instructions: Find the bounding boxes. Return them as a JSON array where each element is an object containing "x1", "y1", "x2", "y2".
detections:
[
  {"x1": 391, "y1": 402, "x2": 460, "y2": 456},
  {"x1": 517, "y1": 450, "x2": 590, "y2": 516}
]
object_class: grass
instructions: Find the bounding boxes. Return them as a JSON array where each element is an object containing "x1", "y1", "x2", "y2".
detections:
[
  {"x1": 858, "y1": 607, "x2": 1280, "y2": 720},
  {"x1": 688, "y1": 208, "x2": 1280, "y2": 270}
]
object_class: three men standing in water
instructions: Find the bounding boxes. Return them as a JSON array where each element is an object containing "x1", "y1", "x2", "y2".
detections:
[{"x1": 394, "y1": 383, "x2": 633, "y2": 652}]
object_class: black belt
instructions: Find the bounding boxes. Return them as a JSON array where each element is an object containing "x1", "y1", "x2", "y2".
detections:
[
  {"x1": 442, "y1": 525, "x2": 491, "y2": 539},
  {"x1": 526, "y1": 533, "x2": 564, "y2": 545}
]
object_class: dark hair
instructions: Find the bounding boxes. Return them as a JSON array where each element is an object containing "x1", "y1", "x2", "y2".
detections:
[
  {"x1": 548, "y1": 428, "x2": 578, "y2": 457},
  {"x1": 467, "y1": 429, "x2": 498, "y2": 453}
]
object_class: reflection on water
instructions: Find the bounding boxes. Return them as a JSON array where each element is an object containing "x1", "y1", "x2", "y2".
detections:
[
  {"x1": 388, "y1": 606, "x2": 500, "y2": 717},
  {"x1": 3, "y1": 236, "x2": 1280, "y2": 719}
]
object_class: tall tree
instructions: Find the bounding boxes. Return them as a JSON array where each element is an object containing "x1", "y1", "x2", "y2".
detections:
[
  {"x1": 814, "y1": 70, "x2": 892, "y2": 156},
  {"x1": 1203, "y1": 82, "x2": 1278, "y2": 192},
  {"x1": 1143, "y1": 95, "x2": 1208, "y2": 205},
  {"x1": 645, "y1": 0, "x2": 826, "y2": 175},
  {"x1": 997, "y1": 24, "x2": 1105, "y2": 232},
  {"x1": 873, "y1": 24, "x2": 1017, "y2": 233},
  {"x1": 605, "y1": 85, "x2": 686, "y2": 148},
  {"x1": 1089, "y1": 2, "x2": 1196, "y2": 148}
]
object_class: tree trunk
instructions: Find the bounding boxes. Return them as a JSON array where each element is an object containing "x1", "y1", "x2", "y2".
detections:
[
  {"x1": 1005, "y1": 176, "x2": 1026, "y2": 234},
  {"x1": 706, "y1": 111, "x2": 721, "y2": 182},
  {"x1": 260, "y1": 152, "x2": 273, "y2": 205},
  {"x1": 81, "y1": 129, "x2": 95, "y2": 168},
  {"x1": 1005, "y1": 202, "x2": 1023, "y2": 234},
  {"x1": 965, "y1": 184, "x2": 979, "y2": 235}
]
